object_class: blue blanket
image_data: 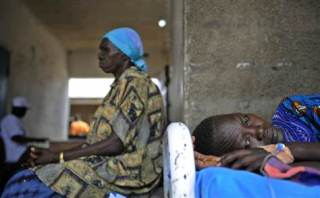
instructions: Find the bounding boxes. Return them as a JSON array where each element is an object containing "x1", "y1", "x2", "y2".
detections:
[{"x1": 196, "y1": 167, "x2": 320, "y2": 198}]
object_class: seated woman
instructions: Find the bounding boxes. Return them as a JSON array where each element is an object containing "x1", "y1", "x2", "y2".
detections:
[
  {"x1": 1, "y1": 28, "x2": 165, "y2": 198},
  {"x1": 193, "y1": 93, "x2": 320, "y2": 197}
]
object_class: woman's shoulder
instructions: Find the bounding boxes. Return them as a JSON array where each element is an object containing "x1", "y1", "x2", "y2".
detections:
[
  {"x1": 121, "y1": 66, "x2": 148, "y2": 79},
  {"x1": 119, "y1": 66, "x2": 151, "y2": 86}
]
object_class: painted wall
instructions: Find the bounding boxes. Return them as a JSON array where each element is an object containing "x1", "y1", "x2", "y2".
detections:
[
  {"x1": 182, "y1": 0, "x2": 320, "y2": 130},
  {"x1": 0, "y1": 0, "x2": 69, "y2": 140}
]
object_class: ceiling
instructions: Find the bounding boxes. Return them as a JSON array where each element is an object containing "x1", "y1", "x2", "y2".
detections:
[{"x1": 22, "y1": 0, "x2": 170, "y2": 76}]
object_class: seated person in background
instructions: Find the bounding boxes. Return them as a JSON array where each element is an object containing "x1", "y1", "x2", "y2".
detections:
[
  {"x1": 2, "y1": 27, "x2": 165, "y2": 198},
  {"x1": 1, "y1": 96, "x2": 48, "y2": 164},
  {"x1": 192, "y1": 93, "x2": 320, "y2": 197},
  {"x1": 0, "y1": 97, "x2": 48, "y2": 193}
]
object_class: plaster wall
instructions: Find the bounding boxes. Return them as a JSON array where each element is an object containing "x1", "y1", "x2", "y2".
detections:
[
  {"x1": 0, "y1": 0, "x2": 69, "y2": 140},
  {"x1": 183, "y1": 0, "x2": 320, "y2": 130}
]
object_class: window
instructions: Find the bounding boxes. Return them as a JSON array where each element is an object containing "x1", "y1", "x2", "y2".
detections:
[
  {"x1": 68, "y1": 78, "x2": 114, "y2": 98},
  {"x1": 68, "y1": 78, "x2": 163, "y2": 99}
]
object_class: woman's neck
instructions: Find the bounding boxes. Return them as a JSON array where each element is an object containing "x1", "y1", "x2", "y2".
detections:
[{"x1": 113, "y1": 62, "x2": 132, "y2": 79}]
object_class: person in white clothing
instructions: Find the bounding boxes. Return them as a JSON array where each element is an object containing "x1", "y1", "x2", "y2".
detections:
[
  {"x1": 0, "y1": 96, "x2": 47, "y2": 193},
  {"x1": 0, "y1": 97, "x2": 47, "y2": 163},
  {"x1": 1, "y1": 96, "x2": 30, "y2": 163}
]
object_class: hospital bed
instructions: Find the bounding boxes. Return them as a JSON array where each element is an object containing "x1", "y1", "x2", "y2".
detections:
[
  {"x1": 162, "y1": 124, "x2": 320, "y2": 198},
  {"x1": 163, "y1": 122, "x2": 196, "y2": 198}
]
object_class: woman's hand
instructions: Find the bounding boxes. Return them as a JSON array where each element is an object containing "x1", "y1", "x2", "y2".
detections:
[
  {"x1": 19, "y1": 146, "x2": 40, "y2": 167},
  {"x1": 20, "y1": 147, "x2": 58, "y2": 167},
  {"x1": 194, "y1": 151, "x2": 221, "y2": 169},
  {"x1": 220, "y1": 148, "x2": 269, "y2": 172},
  {"x1": 33, "y1": 148, "x2": 58, "y2": 165}
]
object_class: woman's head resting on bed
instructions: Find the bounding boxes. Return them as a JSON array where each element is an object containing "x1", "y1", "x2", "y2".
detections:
[{"x1": 193, "y1": 113, "x2": 283, "y2": 156}]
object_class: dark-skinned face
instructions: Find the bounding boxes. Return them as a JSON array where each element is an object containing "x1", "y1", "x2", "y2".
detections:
[
  {"x1": 221, "y1": 113, "x2": 282, "y2": 150},
  {"x1": 98, "y1": 39, "x2": 124, "y2": 74},
  {"x1": 12, "y1": 107, "x2": 28, "y2": 118}
]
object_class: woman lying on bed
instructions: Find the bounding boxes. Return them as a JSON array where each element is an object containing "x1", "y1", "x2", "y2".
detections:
[{"x1": 193, "y1": 93, "x2": 320, "y2": 197}]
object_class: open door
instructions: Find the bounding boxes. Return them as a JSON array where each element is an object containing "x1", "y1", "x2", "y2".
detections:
[{"x1": 0, "y1": 47, "x2": 9, "y2": 185}]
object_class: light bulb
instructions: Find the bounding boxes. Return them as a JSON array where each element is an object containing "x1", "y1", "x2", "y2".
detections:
[{"x1": 158, "y1": 19, "x2": 166, "y2": 28}]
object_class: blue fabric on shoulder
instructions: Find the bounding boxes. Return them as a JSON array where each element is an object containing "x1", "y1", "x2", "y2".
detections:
[{"x1": 272, "y1": 93, "x2": 320, "y2": 142}]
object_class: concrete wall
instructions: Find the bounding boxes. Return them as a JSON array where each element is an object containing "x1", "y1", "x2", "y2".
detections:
[
  {"x1": 68, "y1": 49, "x2": 104, "y2": 78},
  {"x1": 182, "y1": 0, "x2": 320, "y2": 130},
  {"x1": 0, "y1": 0, "x2": 69, "y2": 140},
  {"x1": 168, "y1": 0, "x2": 185, "y2": 122}
]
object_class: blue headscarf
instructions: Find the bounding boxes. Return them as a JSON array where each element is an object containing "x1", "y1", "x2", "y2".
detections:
[{"x1": 103, "y1": 27, "x2": 148, "y2": 72}]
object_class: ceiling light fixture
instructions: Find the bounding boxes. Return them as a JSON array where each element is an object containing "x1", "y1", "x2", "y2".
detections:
[{"x1": 158, "y1": 19, "x2": 167, "y2": 28}]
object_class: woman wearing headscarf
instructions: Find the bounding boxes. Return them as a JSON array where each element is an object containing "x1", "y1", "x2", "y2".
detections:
[{"x1": 2, "y1": 27, "x2": 165, "y2": 198}]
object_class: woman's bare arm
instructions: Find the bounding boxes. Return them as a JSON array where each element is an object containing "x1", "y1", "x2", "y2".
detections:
[
  {"x1": 32, "y1": 133, "x2": 123, "y2": 165},
  {"x1": 286, "y1": 142, "x2": 320, "y2": 161},
  {"x1": 49, "y1": 140, "x2": 87, "y2": 153}
]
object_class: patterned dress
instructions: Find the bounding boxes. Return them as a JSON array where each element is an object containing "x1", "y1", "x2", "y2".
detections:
[
  {"x1": 272, "y1": 93, "x2": 320, "y2": 142},
  {"x1": 33, "y1": 67, "x2": 165, "y2": 197}
]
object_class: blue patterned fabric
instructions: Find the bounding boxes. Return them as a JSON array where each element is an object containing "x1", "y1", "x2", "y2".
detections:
[
  {"x1": 1, "y1": 169, "x2": 62, "y2": 198},
  {"x1": 272, "y1": 93, "x2": 320, "y2": 142},
  {"x1": 103, "y1": 27, "x2": 148, "y2": 72},
  {"x1": 1, "y1": 169, "x2": 126, "y2": 198},
  {"x1": 196, "y1": 167, "x2": 320, "y2": 198}
]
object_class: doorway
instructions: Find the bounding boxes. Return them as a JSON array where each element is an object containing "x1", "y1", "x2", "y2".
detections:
[{"x1": 0, "y1": 47, "x2": 9, "y2": 119}]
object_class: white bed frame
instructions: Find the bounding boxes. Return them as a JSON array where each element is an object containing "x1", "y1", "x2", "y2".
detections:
[{"x1": 163, "y1": 122, "x2": 196, "y2": 198}]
